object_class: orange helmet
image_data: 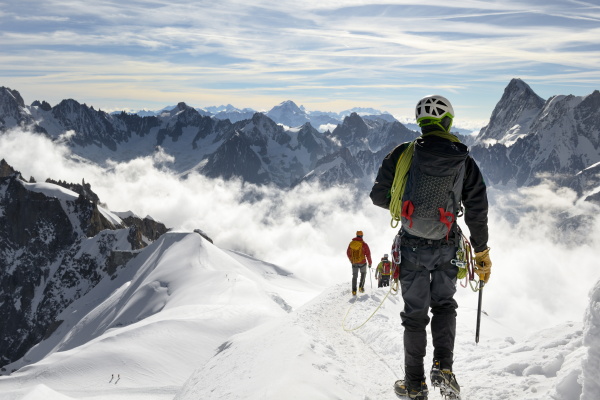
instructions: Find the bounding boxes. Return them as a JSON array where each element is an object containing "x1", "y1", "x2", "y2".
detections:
[{"x1": 356, "y1": 230, "x2": 363, "y2": 237}]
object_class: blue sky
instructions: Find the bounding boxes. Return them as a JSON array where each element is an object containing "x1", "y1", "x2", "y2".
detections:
[{"x1": 1, "y1": 0, "x2": 599, "y2": 128}]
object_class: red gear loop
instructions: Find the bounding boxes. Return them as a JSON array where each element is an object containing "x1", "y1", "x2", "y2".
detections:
[
  {"x1": 401, "y1": 201, "x2": 414, "y2": 228},
  {"x1": 438, "y1": 208, "x2": 455, "y2": 240}
]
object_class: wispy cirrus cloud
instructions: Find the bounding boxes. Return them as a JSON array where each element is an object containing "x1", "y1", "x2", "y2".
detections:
[{"x1": 0, "y1": 0, "x2": 598, "y2": 122}]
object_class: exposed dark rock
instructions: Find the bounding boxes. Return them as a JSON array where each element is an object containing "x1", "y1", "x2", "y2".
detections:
[
  {"x1": 0, "y1": 159, "x2": 21, "y2": 178},
  {"x1": 0, "y1": 161, "x2": 169, "y2": 368},
  {"x1": 107, "y1": 250, "x2": 139, "y2": 277},
  {"x1": 45, "y1": 178, "x2": 100, "y2": 203},
  {"x1": 194, "y1": 228, "x2": 213, "y2": 243},
  {"x1": 31, "y1": 100, "x2": 52, "y2": 111}
]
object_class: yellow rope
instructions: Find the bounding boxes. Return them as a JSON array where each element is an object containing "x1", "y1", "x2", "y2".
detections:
[
  {"x1": 342, "y1": 285, "x2": 395, "y2": 332},
  {"x1": 388, "y1": 131, "x2": 461, "y2": 228},
  {"x1": 342, "y1": 264, "x2": 401, "y2": 332},
  {"x1": 389, "y1": 141, "x2": 415, "y2": 228}
]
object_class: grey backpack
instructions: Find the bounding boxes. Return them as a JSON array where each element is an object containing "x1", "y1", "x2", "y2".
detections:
[{"x1": 400, "y1": 138, "x2": 468, "y2": 240}]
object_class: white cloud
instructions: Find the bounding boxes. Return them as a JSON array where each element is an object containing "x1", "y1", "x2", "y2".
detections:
[
  {"x1": 1, "y1": 128, "x2": 599, "y2": 338},
  {"x1": 1, "y1": 0, "x2": 598, "y2": 120},
  {"x1": 318, "y1": 123, "x2": 338, "y2": 132},
  {"x1": 14, "y1": 15, "x2": 69, "y2": 22},
  {"x1": 57, "y1": 129, "x2": 76, "y2": 142}
]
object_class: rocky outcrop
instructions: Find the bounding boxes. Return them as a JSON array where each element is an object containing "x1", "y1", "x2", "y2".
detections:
[
  {"x1": 0, "y1": 162, "x2": 169, "y2": 368},
  {"x1": 122, "y1": 216, "x2": 169, "y2": 250},
  {"x1": 0, "y1": 158, "x2": 20, "y2": 178}
]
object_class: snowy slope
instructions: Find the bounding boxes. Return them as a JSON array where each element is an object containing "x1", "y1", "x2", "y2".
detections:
[
  {"x1": 0, "y1": 240, "x2": 596, "y2": 400},
  {"x1": 0, "y1": 222, "x2": 597, "y2": 400},
  {"x1": 0, "y1": 232, "x2": 322, "y2": 400},
  {"x1": 175, "y1": 283, "x2": 586, "y2": 400}
]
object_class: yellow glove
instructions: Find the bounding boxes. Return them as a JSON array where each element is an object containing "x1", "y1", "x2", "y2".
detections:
[{"x1": 474, "y1": 247, "x2": 492, "y2": 283}]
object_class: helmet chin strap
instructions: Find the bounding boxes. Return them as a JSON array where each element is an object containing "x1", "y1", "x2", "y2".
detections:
[{"x1": 419, "y1": 116, "x2": 453, "y2": 133}]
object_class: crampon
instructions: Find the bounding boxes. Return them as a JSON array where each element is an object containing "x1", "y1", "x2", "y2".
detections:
[{"x1": 430, "y1": 360, "x2": 461, "y2": 400}]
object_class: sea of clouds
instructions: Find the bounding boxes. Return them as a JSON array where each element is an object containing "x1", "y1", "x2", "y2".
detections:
[{"x1": 2, "y1": 128, "x2": 599, "y2": 339}]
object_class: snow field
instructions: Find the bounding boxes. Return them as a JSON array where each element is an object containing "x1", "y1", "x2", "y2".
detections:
[
  {"x1": 0, "y1": 231, "x2": 597, "y2": 400},
  {"x1": 176, "y1": 279, "x2": 589, "y2": 400},
  {"x1": 0, "y1": 232, "x2": 320, "y2": 399}
]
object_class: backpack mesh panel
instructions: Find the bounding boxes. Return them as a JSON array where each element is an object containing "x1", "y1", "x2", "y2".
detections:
[{"x1": 411, "y1": 171, "x2": 454, "y2": 218}]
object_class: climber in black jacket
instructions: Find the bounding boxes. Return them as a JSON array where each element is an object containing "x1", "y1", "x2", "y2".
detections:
[{"x1": 370, "y1": 94, "x2": 492, "y2": 400}]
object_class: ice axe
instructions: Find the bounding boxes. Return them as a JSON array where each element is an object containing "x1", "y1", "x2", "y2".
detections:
[{"x1": 475, "y1": 280, "x2": 485, "y2": 343}]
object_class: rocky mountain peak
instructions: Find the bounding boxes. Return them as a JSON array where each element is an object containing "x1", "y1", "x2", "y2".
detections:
[
  {"x1": 0, "y1": 87, "x2": 35, "y2": 130},
  {"x1": 505, "y1": 77, "x2": 534, "y2": 94},
  {"x1": 329, "y1": 112, "x2": 369, "y2": 148},
  {"x1": 31, "y1": 100, "x2": 52, "y2": 111},
  {"x1": 0, "y1": 159, "x2": 21, "y2": 178},
  {"x1": 247, "y1": 111, "x2": 282, "y2": 137},
  {"x1": 266, "y1": 100, "x2": 309, "y2": 128},
  {"x1": 577, "y1": 90, "x2": 600, "y2": 119},
  {"x1": 0, "y1": 86, "x2": 25, "y2": 108},
  {"x1": 45, "y1": 177, "x2": 100, "y2": 204},
  {"x1": 55, "y1": 98, "x2": 84, "y2": 112},
  {"x1": 274, "y1": 100, "x2": 302, "y2": 112},
  {"x1": 476, "y1": 78, "x2": 545, "y2": 145}
]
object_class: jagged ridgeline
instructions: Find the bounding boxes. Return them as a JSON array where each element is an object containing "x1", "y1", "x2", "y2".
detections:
[
  {"x1": 469, "y1": 79, "x2": 600, "y2": 201},
  {"x1": 0, "y1": 86, "x2": 430, "y2": 189},
  {"x1": 1, "y1": 81, "x2": 600, "y2": 198},
  {"x1": 0, "y1": 160, "x2": 169, "y2": 369}
]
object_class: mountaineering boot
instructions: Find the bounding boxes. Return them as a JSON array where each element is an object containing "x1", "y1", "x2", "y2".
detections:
[
  {"x1": 394, "y1": 379, "x2": 428, "y2": 399},
  {"x1": 352, "y1": 290, "x2": 357, "y2": 296},
  {"x1": 359, "y1": 287, "x2": 365, "y2": 293},
  {"x1": 430, "y1": 359, "x2": 460, "y2": 399}
]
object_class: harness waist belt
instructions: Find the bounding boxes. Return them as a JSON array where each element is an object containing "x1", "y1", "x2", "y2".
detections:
[{"x1": 401, "y1": 257, "x2": 455, "y2": 271}]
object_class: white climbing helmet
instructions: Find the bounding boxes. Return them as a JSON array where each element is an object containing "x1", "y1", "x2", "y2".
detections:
[{"x1": 415, "y1": 95, "x2": 455, "y2": 125}]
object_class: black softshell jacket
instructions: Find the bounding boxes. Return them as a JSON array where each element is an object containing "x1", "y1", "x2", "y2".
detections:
[{"x1": 370, "y1": 135, "x2": 489, "y2": 252}]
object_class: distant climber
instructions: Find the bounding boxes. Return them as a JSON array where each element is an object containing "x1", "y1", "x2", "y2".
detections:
[
  {"x1": 346, "y1": 230, "x2": 372, "y2": 295},
  {"x1": 375, "y1": 254, "x2": 392, "y2": 288}
]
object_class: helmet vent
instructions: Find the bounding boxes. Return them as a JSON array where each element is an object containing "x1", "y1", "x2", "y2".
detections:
[{"x1": 415, "y1": 94, "x2": 455, "y2": 124}]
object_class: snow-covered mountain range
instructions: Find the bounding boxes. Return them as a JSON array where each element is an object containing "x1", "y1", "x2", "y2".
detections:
[
  {"x1": 127, "y1": 100, "x2": 396, "y2": 130},
  {"x1": 2, "y1": 79, "x2": 599, "y2": 201},
  {"x1": 0, "y1": 87, "x2": 474, "y2": 190}
]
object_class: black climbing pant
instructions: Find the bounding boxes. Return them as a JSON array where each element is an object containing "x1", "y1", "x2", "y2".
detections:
[{"x1": 399, "y1": 243, "x2": 458, "y2": 386}]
